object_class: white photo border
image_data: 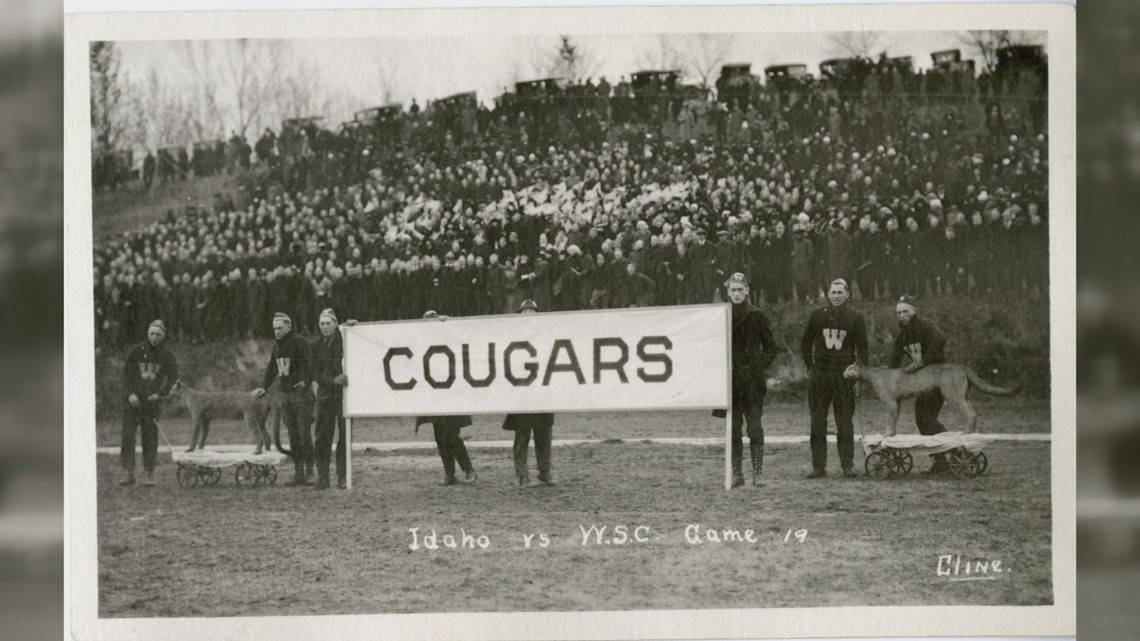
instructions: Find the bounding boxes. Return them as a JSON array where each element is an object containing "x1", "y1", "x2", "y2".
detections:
[{"x1": 64, "y1": 3, "x2": 1076, "y2": 639}]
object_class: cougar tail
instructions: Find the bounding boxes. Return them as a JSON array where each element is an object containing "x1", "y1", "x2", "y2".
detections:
[
  {"x1": 271, "y1": 404, "x2": 292, "y2": 456},
  {"x1": 966, "y1": 368, "x2": 1020, "y2": 396}
]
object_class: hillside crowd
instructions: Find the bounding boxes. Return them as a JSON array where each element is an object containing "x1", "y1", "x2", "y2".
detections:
[{"x1": 94, "y1": 64, "x2": 1048, "y2": 347}]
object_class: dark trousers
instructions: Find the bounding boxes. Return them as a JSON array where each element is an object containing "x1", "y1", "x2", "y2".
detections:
[
  {"x1": 513, "y1": 424, "x2": 552, "y2": 479},
  {"x1": 915, "y1": 389, "x2": 947, "y2": 435},
  {"x1": 433, "y1": 424, "x2": 474, "y2": 480},
  {"x1": 731, "y1": 401, "x2": 765, "y2": 472},
  {"x1": 315, "y1": 397, "x2": 346, "y2": 482},
  {"x1": 283, "y1": 386, "x2": 315, "y2": 476},
  {"x1": 916, "y1": 389, "x2": 948, "y2": 464},
  {"x1": 121, "y1": 403, "x2": 159, "y2": 472},
  {"x1": 808, "y1": 369, "x2": 856, "y2": 471}
]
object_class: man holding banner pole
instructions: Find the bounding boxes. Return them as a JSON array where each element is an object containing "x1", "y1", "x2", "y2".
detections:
[
  {"x1": 502, "y1": 299, "x2": 557, "y2": 487},
  {"x1": 713, "y1": 273, "x2": 780, "y2": 489},
  {"x1": 415, "y1": 310, "x2": 478, "y2": 486}
]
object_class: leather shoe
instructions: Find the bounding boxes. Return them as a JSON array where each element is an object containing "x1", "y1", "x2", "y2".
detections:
[
  {"x1": 806, "y1": 469, "x2": 827, "y2": 479},
  {"x1": 842, "y1": 468, "x2": 858, "y2": 478}
]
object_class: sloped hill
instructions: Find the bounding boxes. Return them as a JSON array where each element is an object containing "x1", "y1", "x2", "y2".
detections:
[{"x1": 91, "y1": 170, "x2": 257, "y2": 241}]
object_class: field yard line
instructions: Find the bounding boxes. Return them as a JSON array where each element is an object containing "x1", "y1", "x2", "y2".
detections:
[{"x1": 96, "y1": 433, "x2": 1051, "y2": 455}]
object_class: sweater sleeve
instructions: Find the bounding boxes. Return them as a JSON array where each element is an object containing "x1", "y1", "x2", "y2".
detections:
[
  {"x1": 924, "y1": 322, "x2": 947, "y2": 364},
  {"x1": 313, "y1": 340, "x2": 337, "y2": 389},
  {"x1": 123, "y1": 346, "x2": 142, "y2": 398},
  {"x1": 800, "y1": 310, "x2": 817, "y2": 368},
  {"x1": 757, "y1": 313, "x2": 780, "y2": 372},
  {"x1": 889, "y1": 334, "x2": 905, "y2": 369},
  {"x1": 854, "y1": 313, "x2": 870, "y2": 366},
  {"x1": 262, "y1": 350, "x2": 279, "y2": 390},
  {"x1": 297, "y1": 339, "x2": 313, "y2": 387},
  {"x1": 158, "y1": 350, "x2": 179, "y2": 396}
]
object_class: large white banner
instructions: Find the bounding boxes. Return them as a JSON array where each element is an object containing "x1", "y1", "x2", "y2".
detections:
[{"x1": 342, "y1": 305, "x2": 730, "y2": 417}]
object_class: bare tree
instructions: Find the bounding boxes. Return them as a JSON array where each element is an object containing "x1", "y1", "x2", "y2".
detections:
[
  {"x1": 636, "y1": 35, "x2": 683, "y2": 72},
  {"x1": 957, "y1": 30, "x2": 1041, "y2": 74},
  {"x1": 89, "y1": 41, "x2": 128, "y2": 154},
  {"x1": 176, "y1": 41, "x2": 226, "y2": 140},
  {"x1": 828, "y1": 31, "x2": 888, "y2": 59},
  {"x1": 222, "y1": 39, "x2": 287, "y2": 138},
  {"x1": 676, "y1": 34, "x2": 734, "y2": 88},
  {"x1": 374, "y1": 51, "x2": 402, "y2": 105},
  {"x1": 175, "y1": 39, "x2": 287, "y2": 140},
  {"x1": 275, "y1": 55, "x2": 333, "y2": 122},
  {"x1": 957, "y1": 30, "x2": 1012, "y2": 74},
  {"x1": 547, "y1": 36, "x2": 601, "y2": 82},
  {"x1": 119, "y1": 67, "x2": 196, "y2": 152}
]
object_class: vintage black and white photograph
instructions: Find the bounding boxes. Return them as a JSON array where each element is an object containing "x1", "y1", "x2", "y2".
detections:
[{"x1": 66, "y1": 4, "x2": 1075, "y2": 639}]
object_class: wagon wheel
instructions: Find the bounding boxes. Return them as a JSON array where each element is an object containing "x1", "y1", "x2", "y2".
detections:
[
  {"x1": 948, "y1": 449, "x2": 978, "y2": 478},
  {"x1": 865, "y1": 451, "x2": 891, "y2": 480},
  {"x1": 889, "y1": 450, "x2": 914, "y2": 476},
  {"x1": 176, "y1": 463, "x2": 196, "y2": 488},
  {"x1": 198, "y1": 465, "x2": 222, "y2": 486},
  {"x1": 974, "y1": 451, "x2": 988, "y2": 475},
  {"x1": 258, "y1": 464, "x2": 278, "y2": 485},
  {"x1": 964, "y1": 452, "x2": 985, "y2": 478},
  {"x1": 234, "y1": 462, "x2": 257, "y2": 487}
]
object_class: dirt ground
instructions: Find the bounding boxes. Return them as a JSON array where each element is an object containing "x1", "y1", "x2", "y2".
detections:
[{"x1": 96, "y1": 399, "x2": 1053, "y2": 617}]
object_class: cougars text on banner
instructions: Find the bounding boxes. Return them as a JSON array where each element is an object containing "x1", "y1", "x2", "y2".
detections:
[{"x1": 342, "y1": 305, "x2": 730, "y2": 417}]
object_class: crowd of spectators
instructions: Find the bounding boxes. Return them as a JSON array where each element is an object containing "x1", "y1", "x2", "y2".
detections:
[{"x1": 94, "y1": 58, "x2": 1049, "y2": 348}]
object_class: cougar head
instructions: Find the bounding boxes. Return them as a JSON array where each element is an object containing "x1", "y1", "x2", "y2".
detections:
[{"x1": 842, "y1": 362, "x2": 862, "y2": 380}]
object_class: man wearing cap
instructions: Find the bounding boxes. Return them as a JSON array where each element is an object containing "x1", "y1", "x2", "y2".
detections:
[
  {"x1": 800, "y1": 279, "x2": 869, "y2": 478},
  {"x1": 415, "y1": 311, "x2": 478, "y2": 486},
  {"x1": 120, "y1": 320, "x2": 179, "y2": 486},
  {"x1": 502, "y1": 299, "x2": 557, "y2": 486},
  {"x1": 714, "y1": 273, "x2": 780, "y2": 488},
  {"x1": 890, "y1": 296, "x2": 950, "y2": 474},
  {"x1": 311, "y1": 308, "x2": 349, "y2": 490},
  {"x1": 253, "y1": 312, "x2": 315, "y2": 486}
]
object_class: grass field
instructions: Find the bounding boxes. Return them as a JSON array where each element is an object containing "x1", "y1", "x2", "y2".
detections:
[
  {"x1": 96, "y1": 399, "x2": 1052, "y2": 617},
  {"x1": 96, "y1": 397, "x2": 1050, "y2": 448}
]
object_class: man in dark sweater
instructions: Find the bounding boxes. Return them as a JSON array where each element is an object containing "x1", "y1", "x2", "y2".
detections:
[
  {"x1": 120, "y1": 320, "x2": 179, "y2": 486},
  {"x1": 800, "y1": 279, "x2": 869, "y2": 478},
  {"x1": 889, "y1": 295, "x2": 950, "y2": 474},
  {"x1": 311, "y1": 308, "x2": 349, "y2": 490},
  {"x1": 253, "y1": 312, "x2": 315, "y2": 486},
  {"x1": 713, "y1": 273, "x2": 780, "y2": 488}
]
